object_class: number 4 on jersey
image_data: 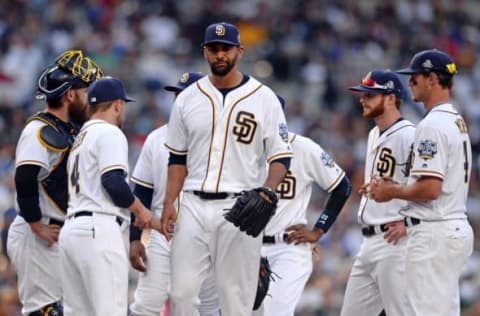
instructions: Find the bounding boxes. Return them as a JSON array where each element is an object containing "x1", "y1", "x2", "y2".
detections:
[{"x1": 70, "y1": 154, "x2": 80, "y2": 194}]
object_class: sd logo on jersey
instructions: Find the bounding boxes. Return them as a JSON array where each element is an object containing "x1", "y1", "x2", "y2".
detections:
[{"x1": 417, "y1": 139, "x2": 437, "y2": 160}]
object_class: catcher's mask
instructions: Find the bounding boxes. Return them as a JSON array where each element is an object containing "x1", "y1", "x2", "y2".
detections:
[{"x1": 37, "y1": 50, "x2": 103, "y2": 101}]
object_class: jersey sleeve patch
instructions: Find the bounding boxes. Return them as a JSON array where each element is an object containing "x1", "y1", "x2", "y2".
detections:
[
  {"x1": 321, "y1": 151, "x2": 335, "y2": 167},
  {"x1": 417, "y1": 139, "x2": 437, "y2": 160},
  {"x1": 38, "y1": 125, "x2": 69, "y2": 152},
  {"x1": 278, "y1": 123, "x2": 289, "y2": 143}
]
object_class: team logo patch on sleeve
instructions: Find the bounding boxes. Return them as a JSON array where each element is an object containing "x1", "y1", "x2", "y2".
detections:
[
  {"x1": 278, "y1": 123, "x2": 289, "y2": 142},
  {"x1": 417, "y1": 139, "x2": 437, "y2": 160},
  {"x1": 321, "y1": 151, "x2": 335, "y2": 167}
]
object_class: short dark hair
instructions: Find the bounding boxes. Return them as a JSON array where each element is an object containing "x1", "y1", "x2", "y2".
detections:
[{"x1": 436, "y1": 72, "x2": 453, "y2": 89}]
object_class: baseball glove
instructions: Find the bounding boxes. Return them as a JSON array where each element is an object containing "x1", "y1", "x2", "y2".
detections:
[
  {"x1": 224, "y1": 187, "x2": 278, "y2": 237},
  {"x1": 253, "y1": 256, "x2": 273, "y2": 310}
]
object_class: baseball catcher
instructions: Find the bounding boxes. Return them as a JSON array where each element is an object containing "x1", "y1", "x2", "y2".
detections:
[{"x1": 224, "y1": 187, "x2": 278, "y2": 237}]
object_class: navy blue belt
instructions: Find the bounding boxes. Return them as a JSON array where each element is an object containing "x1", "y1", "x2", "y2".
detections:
[
  {"x1": 193, "y1": 191, "x2": 241, "y2": 200},
  {"x1": 48, "y1": 218, "x2": 64, "y2": 227},
  {"x1": 263, "y1": 233, "x2": 288, "y2": 244},
  {"x1": 73, "y1": 211, "x2": 123, "y2": 226},
  {"x1": 362, "y1": 217, "x2": 421, "y2": 237}
]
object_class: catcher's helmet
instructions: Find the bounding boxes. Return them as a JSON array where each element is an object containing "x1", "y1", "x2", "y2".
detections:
[
  {"x1": 396, "y1": 49, "x2": 457, "y2": 76},
  {"x1": 37, "y1": 50, "x2": 103, "y2": 101}
]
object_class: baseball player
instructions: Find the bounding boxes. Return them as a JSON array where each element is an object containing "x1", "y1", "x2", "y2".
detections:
[
  {"x1": 370, "y1": 50, "x2": 474, "y2": 316},
  {"x1": 129, "y1": 72, "x2": 220, "y2": 316},
  {"x1": 253, "y1": 97, "x2": 351, "y2": 316},
  {"x1": 340, "y1": 70, "x2": 415, "y2": 316},
  {"x1": 59, "y1": 77, "x2": 154, "y2": 316},
  {"x1": 159, "y1": 22, "x2": 293, "y2": 316},
  {"x1": 7, "y1": 50, "x2": 102, "y2": 316}
]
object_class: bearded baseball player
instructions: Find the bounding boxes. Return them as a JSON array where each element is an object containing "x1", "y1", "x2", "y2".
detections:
[
  {"x1": 160, "y1": 22, "x2": 293, "y2": 315},
  {"x1": 59, "y1": 77, "x2": 153, "y2": 315},
  {"x1": 129, "y1": 72, "x2": 220, "y2": 316},
  {"x1": 340, "y1": 70, "x2": 415, "y2": 316},
  {"x1": 370, "y1": 50, "x2": 474, "y2": 316},
  {"x1": 7, "y1": 50, "x2": 102, "y2": 316}
]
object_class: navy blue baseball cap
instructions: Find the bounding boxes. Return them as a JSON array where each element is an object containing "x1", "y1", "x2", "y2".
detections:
[
  {"x1": 202, "y1": 22, "x2": 241, "y2": 46},
  {"x1": 164, "y1": 72, "x2": 204, "y2": 92},
  {"x1": 396, "y1": 49, "x2": 457, "y2": 76},
  {"x1": 349, "y1": 70, "x2": 407, "y2": 99},
  {"x1": 88, "y1": 77, "x2": 135, "y2": 106}
]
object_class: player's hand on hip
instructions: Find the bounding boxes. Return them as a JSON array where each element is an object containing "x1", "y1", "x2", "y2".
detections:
[
  {"x1": 383, "y1": 220, "x2": 407, "y2": 245},
  {"x1": 129, "y1": 240, "x2": 147, "y2": 272},
  {"x1": 29, "y1": 221, "x2": 60, "y2": 247},
  {"x1": 160, "y1": 203, "x2": 177, "y2": 241},
  {"x1": 286, "y1": 224, "x2": 324, "y2": 244}
]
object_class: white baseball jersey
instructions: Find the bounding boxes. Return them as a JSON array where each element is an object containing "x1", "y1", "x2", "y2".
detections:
[
  {"x1": 67, "y1": 119, "x2": 130, "y2": 221},
  {"x1": 131, "y1": 125, "x2": 169, "y2": 217},
  {"x1": 165, "y1": 75, "x2": 293, "y2": 192},
  {"x1": 402, "y1": 103, "x2": 471, "y2": 221},
  {"x1": 15, "y1": 120, "x2": 67, "y2": 221},
  {"x1": 358, "y1": 119, "x2": 415, "y2": 225},
  {"x1": 265, "y1": 133, "x2": 345, "y2": 235}
]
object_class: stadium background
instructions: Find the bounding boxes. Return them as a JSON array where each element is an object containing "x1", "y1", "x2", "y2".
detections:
[{"x1": 0, "y1": 0, "x2": 479, "y2": 315}]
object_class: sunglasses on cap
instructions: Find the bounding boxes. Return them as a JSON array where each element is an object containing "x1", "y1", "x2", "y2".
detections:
[{"x1": 361, "y1": 77, "x2": 391, "y2": 91}]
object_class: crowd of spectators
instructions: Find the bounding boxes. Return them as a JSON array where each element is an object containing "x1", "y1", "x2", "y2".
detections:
[{"x1": 0, "y1": 0, "x2": 480, "y2": 315}]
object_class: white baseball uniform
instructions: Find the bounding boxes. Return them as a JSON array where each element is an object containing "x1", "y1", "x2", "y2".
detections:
[
  {"x1": 254, "y1": 132, "x2": 345, "y2": 316},
  {"x1": 129, "y1": 125, "x2": 220, "y2": 316},
  {"x1": 59, "y1": 119, "x2": 131, "y2": 316},
  {"x1": 7, "y1": 118, "x2": 68, "y2": 315},
  {"x1": 341, "y1": 119, "x2": 415, "y2": 316},
  {"x1": 400, "y1": 104, "x2": 474, "y2": 316},
  {"x1": 165, "y1": 75, "x2": 293, "y2": 316}
]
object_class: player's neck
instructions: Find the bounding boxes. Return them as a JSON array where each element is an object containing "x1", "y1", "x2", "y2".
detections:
[
  {"x1": 209, "y1": 70, "x2": 243, "y2": 89},
  {"x1": 46, "y1": 106, "x2": 69, "y2": 123},
  {"x1": 423, "y1": 88, "x2": 451, "y2": 111},
  {"x1": 375, "y1": 111, "x2": 401, "y2": 131}
]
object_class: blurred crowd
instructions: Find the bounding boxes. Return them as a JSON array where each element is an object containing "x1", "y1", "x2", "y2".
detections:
[{"x1": 1, "y1": 0, "x2": 480, "y2": 315}]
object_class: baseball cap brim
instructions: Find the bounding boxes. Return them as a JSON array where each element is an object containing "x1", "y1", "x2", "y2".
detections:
[
  {"x1": 349, "y1": 86, "x2": 386, "y2": 94},
  {"x1": 164, "y1": 85, "x2": 182, "y2": 92},
  {"x1": 124, "y1": 96, "x2": 136, "y2": 103},
  {"x1": 395, "y1": 67, "x2": 419, "y2": 74},
  {"x1": 203, "y1": 39, "x2": 239, "y2": 46}
]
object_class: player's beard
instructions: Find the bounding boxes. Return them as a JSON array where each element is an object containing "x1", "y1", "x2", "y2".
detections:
[
  {"x1": 363, "y1": 98, "x2": 385, "y2": 118},
  {"x1": 69, "y1": 96, "x2": 89, "y2": 125},
  {"x1": 210, "y1": 56, "x2": 237, "y2": 77}
]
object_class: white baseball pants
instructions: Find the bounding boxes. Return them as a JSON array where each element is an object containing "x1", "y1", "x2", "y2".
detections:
[
  {"x1": 7, "y1": 215, "x2": 62, "y2": 315},
  {"x1": 340, "y1": 232, "x2": 407, "y2": 316},
  {"x1": 129, "y1": 230, "x2": 220, "y2": 316},
  {"x1": 59, "y1": 213, "x2": 128, "y2": 316},
  {"x1": 404, "y1": 219, "x2": 473, "y2": 316},
  {"x1": 253, "y1": 242, "x2": 312, "y2": 316},
  {"x1": 170, "y1": 192, "x2": 262, "y2": 316}
]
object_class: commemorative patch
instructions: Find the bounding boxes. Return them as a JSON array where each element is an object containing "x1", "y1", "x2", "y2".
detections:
[
  {"x1": 279, "y1": 123, "x2": 289, "y2": 142},
  {"x1": 321, "y1": 151, "x2": 335, "y2": 167},
  {"x1": 417, "y1": 139, "x2": 437, "y2": 160}
]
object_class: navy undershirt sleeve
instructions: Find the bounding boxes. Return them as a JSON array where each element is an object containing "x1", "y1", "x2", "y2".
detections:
[
  {"x1": 168, "y1": 153, "x2": 187, "y2": 166},
  {"x1": 271, "y1": 157, "x2": 291, "y2": 170},
  {"x1": 101, "y1": 169, "x2": 135, "y2": 208},
  {"x1": 314, "y1": 176, "x2": 352, "y2": 232},
  {"x1": 15, "y1": 165, "x2": 42, "y2": 223}
]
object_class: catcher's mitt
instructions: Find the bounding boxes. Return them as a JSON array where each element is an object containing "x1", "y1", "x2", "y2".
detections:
[
  {"x1": 224, "y1": 187, "x2": 278, "y2": 237},
  {"x1": 253, "y1": 256, "x2": 273, "y2": 310}
]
